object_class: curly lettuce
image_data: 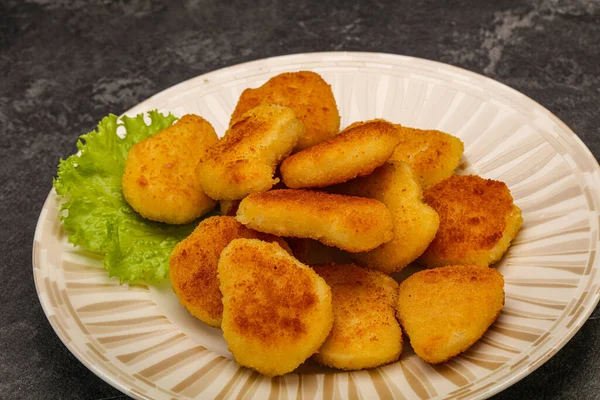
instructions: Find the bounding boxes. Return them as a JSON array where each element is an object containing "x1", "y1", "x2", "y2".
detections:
[{"x1": 54, "y1": 111, "x2": 200, "y2": 283}]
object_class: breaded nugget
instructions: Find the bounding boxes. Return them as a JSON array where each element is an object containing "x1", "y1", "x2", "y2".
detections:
[
  {"x1": 389, "y1": 125, "x2": 464, "y2": 189},
  {"x1": 280, "y1": 120, "x2": 401, "y2": 188},
  {"x1": 122, "y1": 114, "x2": 218, "y2": 224},
  {"x1": 419, "y1": 175, "x2": 523, "y2": 268},
  {"x1": 197, "y1": 105, "x2": 304, "y2": 200},
  {"x1": 397, "y1": 265, "x2": 505, "y2": 364},
  {"x1": 218, "y1": 239, "x2": 333, "y2": 376},
  {"x1": 230, "y1": 71, "x2": 340, "y2": 151},
  {"x1": 333, "y1": 162, "x2": 439, "y2": 274},
  {"x1": 236, "y1": 189, "x2": 394, "y2": 253},
  {"x1": 312, "y1": 263, "x2": 402, "y2": 370},
  {"x1": 169, "y1": 216, "x2": 290, "y2": 327}
]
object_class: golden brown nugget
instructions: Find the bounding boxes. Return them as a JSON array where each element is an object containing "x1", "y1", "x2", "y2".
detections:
[
  {"x1": 236, "y1": 189, "x2": 394, "y2": 253},
  {"x1": 334, "y1": 162, "x2": 439, "y2": 274},
  {"x1": 280, "y1": 120, "x2": 401, "y2": 188},
  {"x1": 312, "y1": 264, "x2": 402, "y2": 370},
  {"x1": 397, "y1": 265, "x2": 505, "y2": 364},
  {"x1": 389, "y1": 126, "x2": 464, "y2": 189},
  {"x1": 230, "y1": 71, "x2": 340, "y2": 151},
  {"x1": 218, "y1": 239, "x2": 333, "y2": 376},
  {"x1": 420, "y1": 175, "x2": 523, "y2": 268},
  {"x1": 197, "y1": 105, "x2": 304, "y2": 200},
  {"x1": 169, "y1": 216, "x2": 291, "y2": 327},
  {"x1": 122, "y1": 114, "x2": 218, "y2": 224}
]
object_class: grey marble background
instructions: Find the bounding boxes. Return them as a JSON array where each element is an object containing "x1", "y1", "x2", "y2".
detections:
[{"x1": 1, "y1": 0, "x2": 599, "y2": 398}]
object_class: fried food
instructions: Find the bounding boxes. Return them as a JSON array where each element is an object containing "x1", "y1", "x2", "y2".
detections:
[
  {"x1": 218, "y1": 239, "x2": 333, "y2": 376},
  {"x1": 197, "y1": 105, "x2": 304, "y2": 200},
  {"x1": 236, "y1": 189, "x2": 394, "y2": 252},
  {"x1": 280, "y1": 119, "x2": 401, "y2": 188},
  {"x1": 333, "y1": 162, "x2": 439, "y2": 274},
  {"x1": 389, "y1": 126, "x2": 464, "y2": 189},
  {"x1": 169, "y1": 216, "x2": 290, "y2": 327},
  {"x1": 419, "y1": 175, "x2": 523, "y2": 268},
  {"x1": 230, "y1": 71, "x2": 340, "y2": 151},
  {"x1": 122, "y1": 114, "x2": 218, "y2": 224},
  {"x1": 396, "y1": 265, "x2": 505, "y2": 364},
  {"x1": 312, "y1": 263, "x2": 402, "y2": 370}
]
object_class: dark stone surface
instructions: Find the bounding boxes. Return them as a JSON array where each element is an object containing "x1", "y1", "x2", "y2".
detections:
[{"x1": 1, "y1": 0, "x2": 599, "y2": 399}]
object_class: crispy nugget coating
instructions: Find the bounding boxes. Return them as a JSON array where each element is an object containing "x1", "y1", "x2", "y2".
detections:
[
  {"x1": 197, "y1": 105, "x2": 304, "y2": 200},
  {"x1": 420, "y1": 175, "x2": 523, "y2": 268},
  {"x1": 236, "y1": 189, "x2": 394, "y2": 253},
  {"x1": 334, "y1": 162, "x2": 439, "y2": 274},
  {"x1": 389, "y1": 126, "x2": 464, "y2": 189},
  {"x1": 230, "y1": 71, "x2": 340, "y2": 151},
  {"x1": 122, "y1": 114, "x2": 218, "y2": 224},
  {"x1": 218, "y1": 239, "x2": 333, "y2": 376},
  {"x1": 397, "y1": 265, "x2": 505, "y2": 364},
  {"x1": 312, "y1": 263, "x2": 402, "y2": 370},
  {"x1": 169, "y1": 216, "x2": 290, "y2": 327},
  {"x1": 280, "y1": 120, "x2": 401, "y2": 188}
]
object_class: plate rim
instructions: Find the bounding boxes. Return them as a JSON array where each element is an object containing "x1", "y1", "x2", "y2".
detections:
[
  {"x1": 32, "y1": 191, "x2": 140, "y2": 399},
  {"x1": 33, "y1": 51, "x2": 600, "y2": 400}
]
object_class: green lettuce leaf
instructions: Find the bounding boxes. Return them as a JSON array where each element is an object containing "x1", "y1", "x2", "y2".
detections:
[{"x1": 54, "y1": 110, "x2": 201, "y2": 283}]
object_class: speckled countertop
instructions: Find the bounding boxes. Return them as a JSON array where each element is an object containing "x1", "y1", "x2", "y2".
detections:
[{"x1": 2, "y1": 0, "x2": 599, "y2": 399}]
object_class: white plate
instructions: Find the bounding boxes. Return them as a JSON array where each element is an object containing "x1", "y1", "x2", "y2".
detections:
[{"x1": 33, "y1": 52, "x2": 600, "y2": 400}]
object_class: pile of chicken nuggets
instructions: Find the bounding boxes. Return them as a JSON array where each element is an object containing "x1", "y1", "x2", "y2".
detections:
[{"x1": 121, "y1": 71, "x2": 523, "y2": 376}]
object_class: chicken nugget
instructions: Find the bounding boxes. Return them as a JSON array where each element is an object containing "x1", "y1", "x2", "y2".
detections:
[
  {"x1": 420, "y1": 175, "x2": 522, "y2": 268},
  {"x1": 389, "y1": 126, "x2": 464, "y2": 189},
  {"x1": 122, "y1": 114, "x2": 218, "y2": 224},
  {"x1": 280, "y1": 119, "x2": 401, "y2": 188},
  {"x1": 197, "y1": 105, "x2": 304, "y2": 200},
  {"x1": 312, "y1": 263, "x2": 402, "y2": 370},
  {"x1": 169, "y1": 216, "x2": 290, "y2": 327},
  {"x1": 230, "y1": 71, "x2": 340, "y2": 151},
  {"x1": 218, "y1": 239, "x2": 333, "y2": 376},
  {"x1": 236, "y1": 189, "x2": 394, "y2": 253},
  {"x1": 397, "y1": 265, "x2": 505, "y2": 364},
  {"x1": 333, "y1": 162, "x2": 439, "y2": 274}
]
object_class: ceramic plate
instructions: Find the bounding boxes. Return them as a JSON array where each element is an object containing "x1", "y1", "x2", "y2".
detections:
[{"x1": 33, "y1": 52, "x2": 600, "y2": 399}]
